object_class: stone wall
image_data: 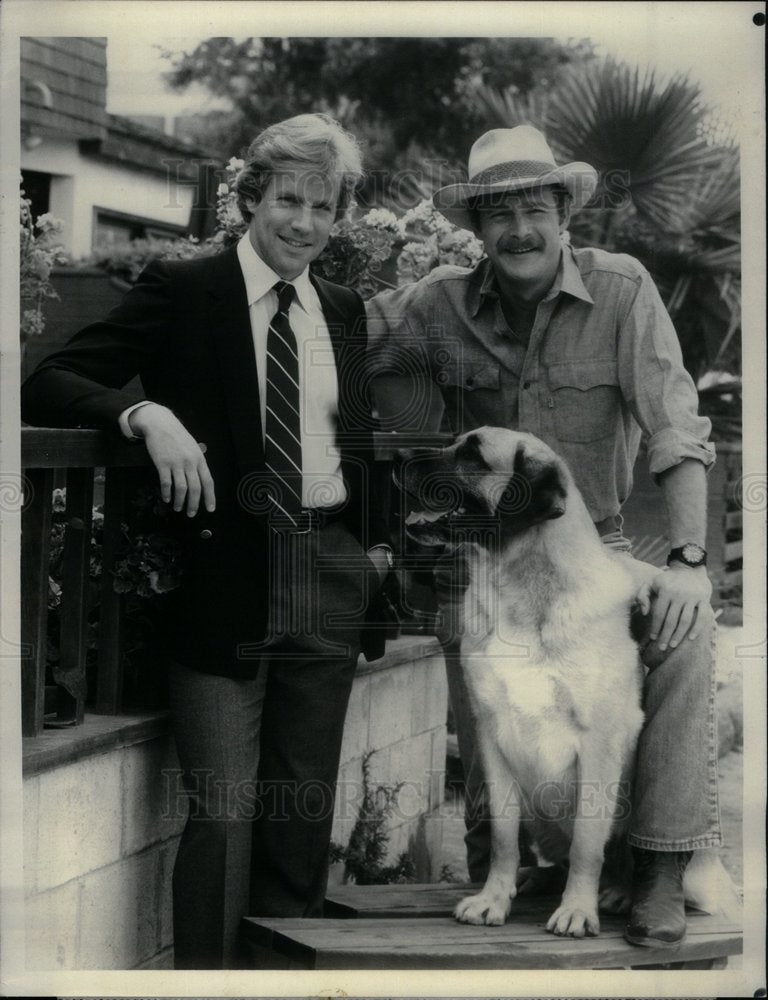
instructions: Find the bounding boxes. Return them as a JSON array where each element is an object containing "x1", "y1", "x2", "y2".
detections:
[
  {"x1": 21, "y1": 639, "x2": 448, "y2": 970},
  {"x1": 332, "y1": 637, "x2": 448, "y2": 882},
  {"x1": 23, "y1": 727, "x2": 183, "y2": 970}
]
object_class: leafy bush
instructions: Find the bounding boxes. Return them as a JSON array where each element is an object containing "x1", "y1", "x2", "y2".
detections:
[
  {"x1": 329, "y1": 750, "x2": 416, "y2": 885},
  {"x1": 46, "y1": 481, "x2": 184, "y2": 708},
  {"x1": 90, "y1": 236, "x2": 215, "y2": 284},
  {"x1": 20, "y1": 182, "x2": 67, "y2": 348}
]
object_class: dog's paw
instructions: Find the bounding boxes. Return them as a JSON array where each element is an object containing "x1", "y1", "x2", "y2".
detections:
[
  {"x1": 545, "y1": 902, "x2": 600, "y2": 938},
  {"x1": 454, "y1": 891, "x2": 512, "y2": 926}
]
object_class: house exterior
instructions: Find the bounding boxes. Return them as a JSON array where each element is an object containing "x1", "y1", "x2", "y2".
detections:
[{"x1": 21, "y1": 36, "x2": 219, "y2": 259}]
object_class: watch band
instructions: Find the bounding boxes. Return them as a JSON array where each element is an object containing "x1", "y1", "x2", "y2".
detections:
[
  {"x1": 667, "y1": 543, "x2": 707, "y2": 567},
  {"x1": 368, "y1": 544, "x2": 395, "y2": 571}
]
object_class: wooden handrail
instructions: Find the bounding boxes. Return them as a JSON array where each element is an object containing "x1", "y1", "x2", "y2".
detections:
[
  {"x1": 20, "y1": 427, "x2": 151, "y2": 736},
  {"x1": 21, "y1": 427, "x2": 452, "y2": 467},
  {"x1": 19, "y1": 427, "x2": 452, "y2": 736},
  {"x1": 21, "y1": 426, "x2": 152, "y2": 470}
]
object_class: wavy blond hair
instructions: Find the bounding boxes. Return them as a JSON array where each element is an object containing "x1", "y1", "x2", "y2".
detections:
[{"x1": 234, "y1": 113, "x2": 364, "y2": 223}]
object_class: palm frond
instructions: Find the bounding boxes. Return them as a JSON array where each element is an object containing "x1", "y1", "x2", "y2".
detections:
[
  {"x1": 472, "y1": 84, "x2": 550, "y2": 131},
  {"x1": 544, "y1": 59, "x2": 726, "y2": 227}
]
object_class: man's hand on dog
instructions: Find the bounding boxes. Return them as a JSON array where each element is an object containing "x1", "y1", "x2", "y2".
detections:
[{"x1": 635, "y1": 565, "x2": 712, "y2": 651}]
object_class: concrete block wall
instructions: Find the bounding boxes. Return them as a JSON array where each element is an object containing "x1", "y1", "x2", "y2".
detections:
[
  {"x1": 22, "y1": 638, "x2": 448, "y2": 970},
  {"x1": 332, "y1": 637, "x2": 448, "y2": 882},
  {"x1": 23, "y1": 731, "x2": 184, "y2": 970}
]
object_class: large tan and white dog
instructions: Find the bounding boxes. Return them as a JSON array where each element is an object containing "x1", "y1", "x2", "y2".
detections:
[{"x1": 398, "y1": 426, "x2": 739, "y2": 938}]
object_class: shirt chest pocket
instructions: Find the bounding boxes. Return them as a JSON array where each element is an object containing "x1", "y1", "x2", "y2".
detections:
[
  {"x1": 435, "y1": 360, "x2": 501, "y2": 392},
  {"x1": 547, "y1": 359, "x2": 620, "y2": 442}
]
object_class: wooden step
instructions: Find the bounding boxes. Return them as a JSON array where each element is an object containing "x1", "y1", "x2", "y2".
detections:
[
  {"x1": 242, "y1": 883, "x2": 742, "y2": 970},
  {"x1": 324, "y1": 881, "x2": 481, "y2": 918}
]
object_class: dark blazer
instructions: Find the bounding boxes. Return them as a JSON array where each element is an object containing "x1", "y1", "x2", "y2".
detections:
[{"x1": 21, "y1": 247, "x2": 392, "y2": 676}]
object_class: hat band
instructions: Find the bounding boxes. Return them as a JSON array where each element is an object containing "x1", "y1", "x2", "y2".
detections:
[{"x1": 469, "y1": 159, "x2": 556, "y2": 186}]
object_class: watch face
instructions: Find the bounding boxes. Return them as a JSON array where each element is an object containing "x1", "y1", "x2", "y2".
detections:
[{"x1": 682, "y1": 543, "x2": 706, "y2": 563}]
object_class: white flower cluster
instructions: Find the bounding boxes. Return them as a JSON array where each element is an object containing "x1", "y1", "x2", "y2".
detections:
[
  {"x1": 392, "y1": 199, "x2": 485, "y2": 285},
  {"x1": 396, "y1": 240, "x2": 439, "y2": 285},
  {"x1": 437, "y1": 229, "x2": 485, "y2": 270},
  {"x1": 360, "y1": 208, "x2": 401, "y2": 233},
  {"x1": 399, "y1": 199, "x2": 454, "y2": 238},
  {"x1": 34, "y1": 213, "x2": 65, "y2": 235},
  {"x1": 214, "y1": 159, "x2": 248, "y2": 243}
]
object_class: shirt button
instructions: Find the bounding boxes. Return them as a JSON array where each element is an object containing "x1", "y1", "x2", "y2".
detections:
[
  {"x1": 523, "y1": 380, "x2": 531, "y2": 389},
  {"x1": 465, "y1": 376, "x2": 475, "y2": 387},
  {"x1": 200, "y1": 529, "x2": 213, "y2": 540}
]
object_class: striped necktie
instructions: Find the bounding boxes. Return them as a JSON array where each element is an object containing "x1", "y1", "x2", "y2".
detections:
[{"x1": 264, "y1": 281, "x2": 302, "y2": 525}]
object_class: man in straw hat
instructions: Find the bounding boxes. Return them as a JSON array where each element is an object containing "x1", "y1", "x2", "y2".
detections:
[{"x1": 367, "y1": 126, "x2": 722, "y2": 948}]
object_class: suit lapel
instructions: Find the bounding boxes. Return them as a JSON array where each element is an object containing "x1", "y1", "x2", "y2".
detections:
[
  {"x1": 205, "y1": 259, "x2": 358, "y2": 476},
  {"x1": 206, "y1": 246, "x2": 265, "y2": 473},
  {"x1": 310, "y1": 272, "x2": 349, "y2": 358},
  {"x1": 310, "y1": 273, "x2": 358, "y2": 432}
]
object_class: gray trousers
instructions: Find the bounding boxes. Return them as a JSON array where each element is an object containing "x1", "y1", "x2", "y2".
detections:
[{"x1": 167, "y1": 521, "x2": 379, "y2": 968}]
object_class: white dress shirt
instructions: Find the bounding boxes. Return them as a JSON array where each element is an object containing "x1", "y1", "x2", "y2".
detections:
[
  {"x1": 236, "y1": 234, "x2": 347, "y2": 507},
  {"x1": 119, "y1": 235, "x2": 347, "y2": 509}
]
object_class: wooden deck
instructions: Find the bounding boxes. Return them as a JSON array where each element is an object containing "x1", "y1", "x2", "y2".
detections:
[{"x1": 242, "y1": 882, "x2": 742, "y2": 970}]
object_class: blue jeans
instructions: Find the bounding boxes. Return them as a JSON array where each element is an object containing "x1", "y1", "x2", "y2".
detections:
[{"x1": 439, "y1": 535, "x2": 722, "y2": 882}]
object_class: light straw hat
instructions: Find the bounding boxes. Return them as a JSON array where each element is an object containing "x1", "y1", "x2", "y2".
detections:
[{"x1": 433, "y1": 126, "x2": 598, "y2": 230}]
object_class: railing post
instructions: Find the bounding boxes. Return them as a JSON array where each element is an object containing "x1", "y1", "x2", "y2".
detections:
[
  {"x1": 96, "y1": 466, "x2": 127, "y2": 713},
  {"x1": 53, "y1": 468, "x2": 94, "y2": 726},
  {"x1": 20, "y1": 468, "x2": 54, "y2": 736},
  {"x1": 21, "y1": 428, "x2": 153, "y2": 733}
]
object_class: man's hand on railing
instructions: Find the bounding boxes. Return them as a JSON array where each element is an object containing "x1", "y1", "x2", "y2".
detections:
[{"x1": 128, "y1": 403, "x2": 216, "y2": 516}]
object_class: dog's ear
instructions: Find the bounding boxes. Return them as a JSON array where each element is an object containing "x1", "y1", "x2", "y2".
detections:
[
  {"x1": 502, "y1": 443, "x2": 567, "y2": 526},
  {"x1": 529, "y1": 465, "x2": 567, "y2": 521}
]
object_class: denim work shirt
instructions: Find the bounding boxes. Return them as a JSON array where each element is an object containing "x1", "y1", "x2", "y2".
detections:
[{"x1": 366, "y1": 246, "x2": 715, "y2": 523}]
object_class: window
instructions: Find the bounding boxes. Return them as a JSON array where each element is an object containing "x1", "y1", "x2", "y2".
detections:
[
  {"x1": 21, "y1": 170, "x2": 51, "y2": 221},
  {"x1": 93, "y1": 207, "x2": 186, "y2": 248}
]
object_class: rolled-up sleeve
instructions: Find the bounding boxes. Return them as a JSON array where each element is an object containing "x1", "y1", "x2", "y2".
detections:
[{"x1": 617, "y1": 266, "x2": 716, "y2": 477}]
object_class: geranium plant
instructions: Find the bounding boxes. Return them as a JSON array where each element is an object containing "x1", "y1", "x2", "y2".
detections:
[{"x1": 20, "y1": 182, "x2": 67, "y2": 352}]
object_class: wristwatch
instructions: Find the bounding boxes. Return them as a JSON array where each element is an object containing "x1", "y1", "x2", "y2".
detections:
[
  {"x1": 369, "y1": 544, "x2": 395, "y2": 572},
  {"x1": 667, "y1": 543, "x2": 707, "y2": 568}
]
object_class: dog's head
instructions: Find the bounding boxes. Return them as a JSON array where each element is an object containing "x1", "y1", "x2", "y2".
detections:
[{"x1": 396, "y1": 427, "x2": 568, "y2": 549}]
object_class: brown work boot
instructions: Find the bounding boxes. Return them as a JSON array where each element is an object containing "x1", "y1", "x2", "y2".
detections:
[{"x1": 624, "y1": 848, "x2": 693, "y2": 948}]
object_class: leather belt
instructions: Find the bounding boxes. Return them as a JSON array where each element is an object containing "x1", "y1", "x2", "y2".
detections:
[{"x1": 272, "y1": 505, "x2": 346, "y2": 534}]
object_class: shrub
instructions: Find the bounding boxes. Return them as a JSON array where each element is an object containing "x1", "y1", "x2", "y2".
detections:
[{"x1": 20, "y1": 182, "x2": 67, "y2": 350}]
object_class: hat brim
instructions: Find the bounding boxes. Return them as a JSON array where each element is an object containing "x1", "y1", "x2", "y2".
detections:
[{"x1": 433, "y1": 163, "x2": 598, "y2": 231}]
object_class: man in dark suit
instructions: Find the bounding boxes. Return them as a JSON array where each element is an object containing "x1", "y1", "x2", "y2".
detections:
[{"x1": 21, "y1": 114, "x2": 394, "y2": 969}]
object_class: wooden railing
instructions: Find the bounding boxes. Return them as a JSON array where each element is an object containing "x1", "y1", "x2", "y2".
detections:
[
  {"x1": 19, "y1": 427, "x2": 450, "y2": 739},
  {"x1": 20, "y1": 426, "x2": 743, "y2": 737},
  {"x1": 20, "y1": 428, "x2": 151, "y2": 736}
]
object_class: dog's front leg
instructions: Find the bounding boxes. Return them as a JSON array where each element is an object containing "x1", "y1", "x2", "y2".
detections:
[
  {"x1": 454, "y1": 739, "x2": 520, "y2": 926},
  {"x1": 545, "y1": 751, "x2": 617, "y2": 938}
]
